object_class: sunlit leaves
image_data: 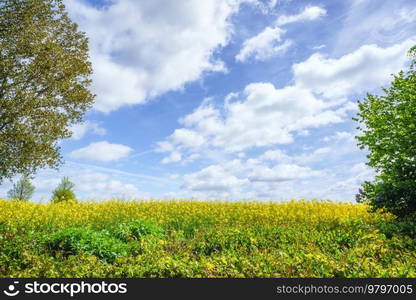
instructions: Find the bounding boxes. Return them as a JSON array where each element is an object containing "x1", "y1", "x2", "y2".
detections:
[{"x1": 0, "y1": 0, "x2": 94, "y2": 182}]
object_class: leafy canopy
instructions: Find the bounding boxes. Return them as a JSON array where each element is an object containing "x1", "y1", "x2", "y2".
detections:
[
  {"x1": 0, "y1": 0, "x2": 94, "y2": 182},
  {"x1": 51, "y1": 176, "x2": 76, "y2": 203},
  {"x1": 354, "y1": 46, "x2": 416, "y2": 217},
  {"x1": 7, "y1": 174, "x2": 35, "y2": 201}
]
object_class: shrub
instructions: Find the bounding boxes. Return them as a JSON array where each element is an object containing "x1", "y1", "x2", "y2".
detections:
[
  {"x1": 193, "y1": 228, "x2": 258, "y2": 255},
  {"x1": 358, "y1": 180, "x2": 416, "y2": 218},
  {"x1": 45, "y1": 227, "x2": 128, "y2": 262},
  {"x1": 112, "y1": 220, "x2": 164, "y2": 242}
]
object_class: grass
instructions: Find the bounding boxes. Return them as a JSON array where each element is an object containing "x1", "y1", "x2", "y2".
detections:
[{"x1": 0, "y1": 199, "x2": 415, "y2": 278}]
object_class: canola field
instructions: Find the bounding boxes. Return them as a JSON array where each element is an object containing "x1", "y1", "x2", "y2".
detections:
[{"x1": 0, "y1": 199, "x2": 415, "y2": 278}]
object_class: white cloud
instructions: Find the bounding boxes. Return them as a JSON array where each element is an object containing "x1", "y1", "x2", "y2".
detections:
[
  {"x1": 69, "y1": 141, "x2": 133, "y2": 162},
  {"x1": 65, "y1": 0, "x2": 255, "y2": 113},
  {"x1": 312, "y1": 44, "x2": 326, "y2": 50},
  {"x1": 157, "y1": 82, "x2": 352, "y2": 162},
  {"x1": 322, "y1": 131, "x2": 356, "y2": 143},
  {"x1": 235, "y1": 5, "x2": 327, "y2": 63},
  {"x1": 170, "y1": 129, "x2": 206, "y2": 149},
  {"x1": 293, "y1": 38, "x2": 415, "y2": 98},
  {"x1": 324, "y1": 162, "x2": 375, "y2": 200},
  {"x1": 334, "y1": 0, "x2": 416, "y2": 53},
  {"x1": 179, "y1": 152, "x2": 326, "y2": 199},
  {"x1": 158, "y1": 39, "x2": 413, "y2": 167},
  {"x1": 248, "y1": 164, "x2": 324, "y2": 182},
  {"x1": 161, "y1": 151, "x2": 182, "y2": 164},
  {"x1": 236, "y1": 27, "x2": 292, "y2": 62},
  {"x1": 276, "y1": 5, "x2": 326, "y2": 26},
  {"x1": 258, "y1": 149, "x2": 292, "y2": 163},
  {"x1": 69, "y1": 121, "x2": 106, "y2": 140},
  {"x1": 183, "y1": 165, "x2": 249, "y2": 192},
  {"x1": 268, "y1": 0, "x2": 278, "y2": 9},
  {"x1": 78, "y1": 177, "x2": 142, "y2": 199},
  {"x1": 293, "y1": 147, "x2": 332, "y2": 164}
]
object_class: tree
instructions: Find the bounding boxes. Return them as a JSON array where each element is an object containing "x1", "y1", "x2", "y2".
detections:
[
  {"x1": 0, "y1": 0, "x2": 95, "y2": 183},
  {"x1": 51, "y1": 176, "x2": 76, "y2": 203},
  {"x1": 354, "y1": 45, "x2": 416, "y2": 217},
  {"x1": 7, "y1": 174, "x2": 35, "y2": 201}
]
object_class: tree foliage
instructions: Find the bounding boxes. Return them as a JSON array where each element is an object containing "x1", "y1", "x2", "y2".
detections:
[
  {"x1": 354, "y1": 45, "x2": 416, "y2": 217},
  {"x1": 51, "y1": 176, "x2": 76, "y2": 203},
  {"x1": 0, "y1": 0, "x2": 94, "y2": 182},
  {"x1": 7, "y1": 174, "x2": 35, "y2": 201}
]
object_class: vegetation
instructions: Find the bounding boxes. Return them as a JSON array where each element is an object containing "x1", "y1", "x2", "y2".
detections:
[
  {"x1": 0, "y1": 199, "x2": 415, "y2": 278},
  {"x1": 0, "y1": 0, "x2": 94, "y2": 183},
  {"x1": 51, "y1": 177, "x2": 76, "y2": 203},
  {"x1": 7, "y1": 174, "x2": 35, "y2": 201},
  {"x1": 354, "y1": 46, "x2": 416, "y2": 217}
]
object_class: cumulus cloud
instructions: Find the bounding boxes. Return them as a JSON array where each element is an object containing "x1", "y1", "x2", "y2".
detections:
[
  {"x1": 158, "y1": 39, "x2": 413, "y2": 165},
  {"x1": 180, "y1": 152, "x2": 325, "y2": 199},
  {"x1": 161, "y1": 151, "x2": 182, "y2": 164},
  {"x1": 65, "y1": 0, "x2": 255, "y2": 113},
  {"x1": 183, "y1": 165, "x2": 249, "y2": 192},
  {"x1": 276, "y1": 5, "x2": 327, "y2": 26},
  {"x1": 293, "y1": 38, "x2": 416, "y2": 98},
  {"x1": 157, "y1": 82, "x2": 352, "y2": 161},
  {"x1": 258, "y1": 149, "x2": 292, "y2": 163},
  {"x1": 322, "y1": 131, "x2": 356, "y2": 143},
  {"x1": 77, "y1": 176, "x2": 142, "y2": 199},
  {"x1": 69, "y1": 121, "x2": 106, "y2": 140},
  {"x1": 236, "y1": 27, "x2": 292, "y2": 62},
  {"x1": 235, "y1": 5, "x2": 326, "y2": 63},
  {"x1": 248, "y1": 164, "x2": 324, "y2": 182},
  {"x1": 69, "y1": 141, "x2": 133, "y2": 162}
]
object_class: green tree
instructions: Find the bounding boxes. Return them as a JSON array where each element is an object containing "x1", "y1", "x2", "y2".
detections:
[
  {"x1": 51, "y1": 176, "x2": 76, "y2": 203},
  {"x1": 7, "y1": 174, "x2": 35, "y2": 201},
  {"x1": 354, "y1": 45, "x2": 416, "y2": 217},
  {"x1": 0, "y1": 0, "x2": 95, "y2": 183}
]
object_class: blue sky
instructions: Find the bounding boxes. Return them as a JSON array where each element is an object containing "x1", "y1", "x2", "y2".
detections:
[{"x1": 2, "y1": 0, "x2": 416, "y2": 201}]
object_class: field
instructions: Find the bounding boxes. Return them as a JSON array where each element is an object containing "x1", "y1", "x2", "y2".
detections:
[{"x1": 0, "y1": 199, "x2": 415, "y2": 278}]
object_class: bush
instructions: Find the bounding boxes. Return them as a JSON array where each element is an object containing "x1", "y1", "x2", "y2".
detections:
[
  {"x1": 193, "y1": 228, "x2": 258, "y2": 255},
  {"x1": 112, "y1": 220, "x2": 164, "y2": 242},
  {"x1": 45, "y1": 227, "x2": 128, "y2": 262},
  {"x1": 357, "y1": 180, "x2": 416, "y2": 218}
]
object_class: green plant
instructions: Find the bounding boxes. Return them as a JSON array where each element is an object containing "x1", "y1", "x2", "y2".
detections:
[
  {"x1": 0, "y1": 0, "x2": 94, "y2": 183},
  {"x1": 112, "y1": 220, "x2": 164, "y2": 242},
  {"x1": 51, "y1": 177, "x2": 76, "y2": 203},
  {"x1": 1, "y1": 199, "x2": 416, "y2": 278},
  {"x1": 45, "y1": 227, "x2": 128, "y2": 262},
  {"x1": 7, "y1": 174, "x2": 35, "y2": 202},
  {"x1": 354, "y1": 45, "x2": 416, "y2": 217}
]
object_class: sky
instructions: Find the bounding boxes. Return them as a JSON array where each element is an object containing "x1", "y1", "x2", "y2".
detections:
[{"x1": 1, "y1": 0, "x2": 416, "y2": 202}]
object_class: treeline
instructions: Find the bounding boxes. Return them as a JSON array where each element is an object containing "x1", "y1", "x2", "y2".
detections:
[{"x1": 7, "y1": 175, "x2": 77, "y2": 203}]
